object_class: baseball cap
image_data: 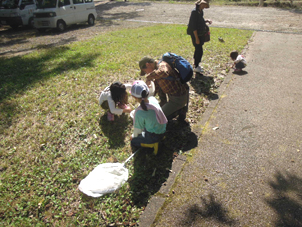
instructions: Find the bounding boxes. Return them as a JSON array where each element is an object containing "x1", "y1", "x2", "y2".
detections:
[
  {"x1": 139, "y1": 56, "x2": 154, "y2": 76},
  {"x1": 131, "y1": 80, "x2": 149, "y2": 98}
]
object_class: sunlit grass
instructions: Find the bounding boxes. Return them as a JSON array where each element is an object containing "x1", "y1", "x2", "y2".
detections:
[{"x1": 0, "y1": 24, "x2": 252, "y2": 226}]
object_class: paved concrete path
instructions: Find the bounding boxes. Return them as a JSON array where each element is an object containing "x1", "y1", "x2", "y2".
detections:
[
  {"x1": 97, "y1": 1, "x2": 302, "y2": 33},
  {"x1": 140, "y1": 31, "x2": 302, "y2": 226}
]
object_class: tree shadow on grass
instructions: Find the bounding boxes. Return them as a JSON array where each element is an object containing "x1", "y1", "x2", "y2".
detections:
[
  {"x1": 98, "y1": 113, "x2": 131, "y2": 148},
  {"x1": 180, "y1": 194, "x2": 237, "y2": 226},
  {"x1": 265, "y1": 171, "x2": 302, "y2": 226},
  {"x1": 96, "y1": 1, "x2": 152, "y2": 19},
  {"x1": 0, "y1": 46, "x2": 100, "y2": 131}
]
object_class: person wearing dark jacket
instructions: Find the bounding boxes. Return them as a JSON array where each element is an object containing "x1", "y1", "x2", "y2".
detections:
[{"x1": 187, "y1": 0, "x2": 212, "y2": 73}]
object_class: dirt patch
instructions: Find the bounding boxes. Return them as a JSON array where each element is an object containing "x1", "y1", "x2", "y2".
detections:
[
  {"x1": 1, "y1": 1, "x2": 301, "y2": 57},
  {"x1": 0, "y1": 19, "x2": 145, "y2": 58}
]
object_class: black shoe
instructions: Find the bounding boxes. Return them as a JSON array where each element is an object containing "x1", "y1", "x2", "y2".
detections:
[{"x1": 177, "y1": 113, "x2": 186, "y2": 122}]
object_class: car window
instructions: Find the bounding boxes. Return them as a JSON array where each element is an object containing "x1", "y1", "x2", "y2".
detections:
[
  {"x1": 21, "y1": 0, "x2": 34, "y2": 5},
  {"x1": 73, "y1": 0, "x2": 83, "y2": 4}
]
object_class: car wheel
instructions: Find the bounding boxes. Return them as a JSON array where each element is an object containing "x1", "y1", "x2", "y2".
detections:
[
  {"x1": 57, "y1": 20, "x2": 66, "y2": 32},
  {"x1": 88, "y1": 15, "x2": 95, "y2": 26}
]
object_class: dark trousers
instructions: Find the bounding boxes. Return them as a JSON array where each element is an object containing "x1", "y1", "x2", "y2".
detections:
[
  {"x1": 131, "y1": 130, "x2": 165, "y2": 148},
  {"x1": 191, "y1": 35, "x2": 204, "y2": 67},
  {"x1": 235, "y1": 61, "x2": 246, "y2": 69}
]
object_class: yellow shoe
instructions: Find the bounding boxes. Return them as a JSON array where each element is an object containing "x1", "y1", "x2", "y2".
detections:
[
  {"x1": 153, "y1": 142, "x2": 158, "y2": 155},
  {"x1": 141, "y1": 142, "x2": 159, "y2": 155}
]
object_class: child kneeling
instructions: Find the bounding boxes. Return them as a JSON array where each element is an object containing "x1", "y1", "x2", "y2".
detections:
[
  {"x1": 99, "y1": 82, "x2": 132, "y2": 121},
  {"x1": 230, "y1": 51, "x2": 247, "y2": 72},
  {"x1": 130, "y1": 81, "x2": 167, "y2": 153}
]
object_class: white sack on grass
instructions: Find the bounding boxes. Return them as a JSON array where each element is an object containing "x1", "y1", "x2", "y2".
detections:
[{"x1": 78, "y1": 163, "x2": 129, "y2": 197}]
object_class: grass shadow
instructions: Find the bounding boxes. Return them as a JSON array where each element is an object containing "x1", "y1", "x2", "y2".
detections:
[
  {"x1": 94, "y1": 1, "x2": 153, "y2": 29},
  {"x1": 265, "y1": 170, "x2": 302, "y2": 226},
  {"x1": 180, "y1": 194, "x2": 237, "y2": 226},
  {"x1": 190, "y1": 73, "x2": 219, "y2": 100},
  {"x1": 128, "y1": 119, "x2": 197, "y2": 207},
  {"x1": 165, "y1": 119, "x2": 198, "y2": 152},
  {"x1": 98, "y1": 113, "x2": 131, "y2": 148}
]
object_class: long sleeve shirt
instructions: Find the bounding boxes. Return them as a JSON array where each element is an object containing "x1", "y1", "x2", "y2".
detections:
[
  {"x1": 98, "y1": 84, "x2": 131, "y2": 115},
  {"x1": 145, "y1": 61, "x2": 187, "y2": 97},
  {"x1": 188, "y1": 8, "x2": 206, "y2": 36}
]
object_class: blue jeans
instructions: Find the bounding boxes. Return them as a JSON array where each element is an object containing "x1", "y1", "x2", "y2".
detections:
[{"x1": 131, "y1": 130, "x2": 165, "y2": 148}]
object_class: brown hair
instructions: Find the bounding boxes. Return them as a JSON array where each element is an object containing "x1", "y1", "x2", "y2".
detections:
[
  {"x1": 110, "y1": 82, "x2": 128, "y2": 106},
  {"x1": 230, "y1": 51, "x2": 239, "y2": 60},
  {"x1": 140, "y1": 90, "x2": 149, "y2": 111}
]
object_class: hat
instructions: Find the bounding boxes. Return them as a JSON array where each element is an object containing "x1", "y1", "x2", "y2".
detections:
[
  {"x1": 195, "y1": 0, "x2": 209, "y2": 7},
  {"x1": 139, "y1": 56, "x2": 154, "y2": 76},
  {"x1": 131, "y1": 80, "x2": 149, "y2": 98}
]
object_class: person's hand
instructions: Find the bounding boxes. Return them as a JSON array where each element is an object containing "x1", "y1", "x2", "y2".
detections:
[
  {"x1": 195, "y1": 37, "x2": 200, "y2": 45},
  {"x1": 206, "y1": 19, "x2": 212, "y2": 25},
  {"x1": 123, "y1": 106, "x2": 132, "y2": 113}
]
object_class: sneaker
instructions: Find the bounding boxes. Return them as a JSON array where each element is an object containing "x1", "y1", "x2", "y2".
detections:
[
  {"x1": 234, "y1": 68, "x2": 242, "y2": 72},
  {"x1": 107, "y1": 112, "x2": 114, "y2": 121},
  {"x1": 193, "y1": 66, "x2": 204, "y2": 73}
]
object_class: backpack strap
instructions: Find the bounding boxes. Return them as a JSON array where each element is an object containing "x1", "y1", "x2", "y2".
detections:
[{"x1": 158, "y1": 58, "x2": 181, "y2": 82}]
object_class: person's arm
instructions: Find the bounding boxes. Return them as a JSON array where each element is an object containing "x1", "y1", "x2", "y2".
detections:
[
  {"x1": 234, "y1": 55, "x2": 243, "y2": 64},
  {"x1": 99, "y1": 92, "x2": 106, "y2": 105},
  {"x1": 124, "y1": 83, "x2": 132, "y2": 90},
  {"x1": 98, "y1": 87, "x2": 110, "y2": 105},
  {"x1": 107, "y1": 96, "x2": 124, "y2": 115},
  {"x1": 122, "y1": 105, "x2": 132, "y2": 114},
  {"x1": 131, "y1": 128, "x2": 143, "y2": 139},
  {"x1": 190, "y1": 11, "x2": 200, "y2": 45},
  {"x1": 205, "y1": 19, "x2": 212, "y2": 24},
  {"x1": 193, "y1": 30, "x2": 200, "y2": 44},
  {"x1": 131, "y1": 111, "x2": 144, "y2": 138},
  {"x1": 146, "y1": 62, "x2": 170, "y2": 81}
]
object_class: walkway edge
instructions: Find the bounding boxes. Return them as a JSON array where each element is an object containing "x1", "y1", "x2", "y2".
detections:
[{"x1": 138, "y1": 32, "x2": 255, "y2": 226}]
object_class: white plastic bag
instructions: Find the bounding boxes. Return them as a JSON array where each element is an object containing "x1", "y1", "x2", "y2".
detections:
[
  {"x1": 78, "y1": 163, "x2": 128, "y2": 197},
  {"x1": 78, "y1": 150, "x2": 139, "y2": 197}
]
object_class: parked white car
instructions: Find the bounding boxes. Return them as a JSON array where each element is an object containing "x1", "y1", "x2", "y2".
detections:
[
  {"x1": 33, "y1": 0, "x2": 97, "y2": 32},
  {"x1": 0, "y1": 0, "x2": 36, "y2": 29}
]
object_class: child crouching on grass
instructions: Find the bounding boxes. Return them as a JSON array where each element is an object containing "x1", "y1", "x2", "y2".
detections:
[
  {"x1": 130, "y1": 81, "x2": 167, "y2": 151},
  {"x1": 99, "y1": 81, "x2": 132, "y2": 121},
  {"x1": 230, "y1": 51, "x2": 247, "y2": 72}
]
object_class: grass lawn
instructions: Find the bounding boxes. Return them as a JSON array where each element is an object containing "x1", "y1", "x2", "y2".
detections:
[{"x1": 0, "y1": 24, "x2": 253, "y2": 226}]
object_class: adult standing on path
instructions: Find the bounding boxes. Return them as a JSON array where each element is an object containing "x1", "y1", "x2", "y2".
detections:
[{"x1": 187, "y1": 0, "x2": 212, "y2": 73}]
